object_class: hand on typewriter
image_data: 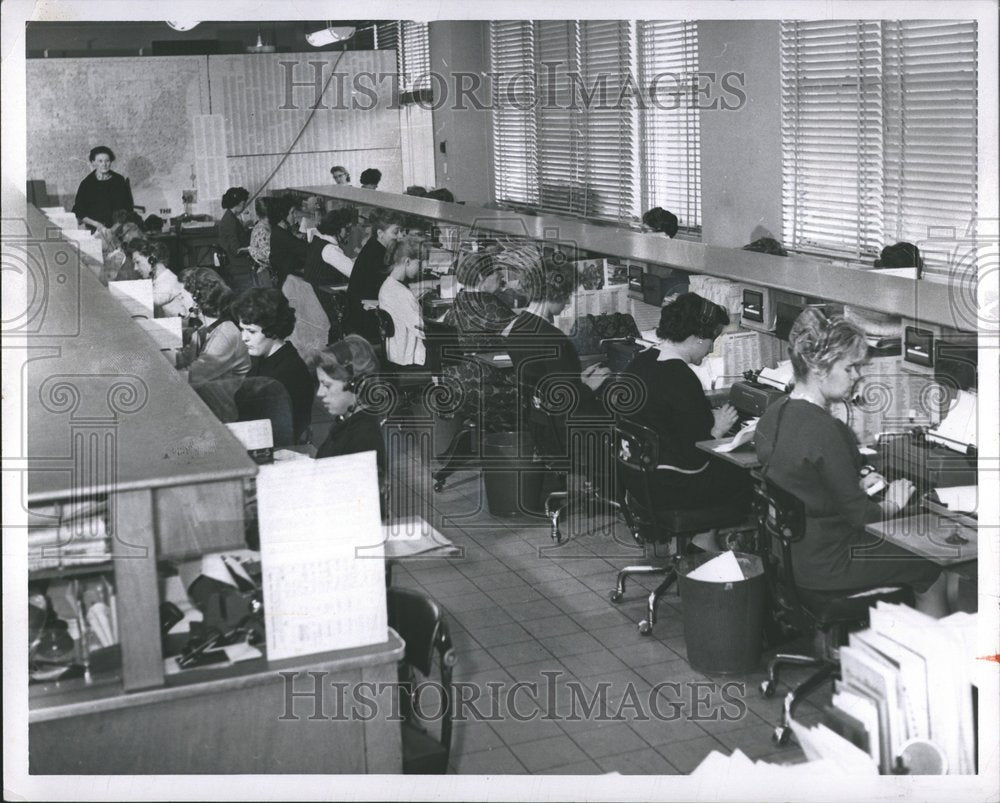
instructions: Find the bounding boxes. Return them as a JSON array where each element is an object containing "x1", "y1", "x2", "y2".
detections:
[
  {"x1": 711, "y1": 404, "x2": 739, "y2": 439},
  {"x1": 882, "y1": 479, "x2": 915, "y2": 516}
]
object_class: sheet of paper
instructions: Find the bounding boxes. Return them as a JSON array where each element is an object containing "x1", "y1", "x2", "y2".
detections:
[
  {"x1": 686, "y1": 550, "x2": 745, "y2": 583},
  {"x1": 933, "y1": 485, "x2": 977, "y2": 513},
  {"x1": 714, "y1": 419, "x2": 758, "y2": 453},
  {"x1": 927, "y1": 390, "x2": 977, "y2": 450},
  {"x1": 226, "y1": 419, "x2": 274, "y2": 451},
  {"x1": 256, "y1": 452, "x2": 387, "y2": 661},
  {"x1": 758, "y1": 360, "x2": 794, "y2": 391}
]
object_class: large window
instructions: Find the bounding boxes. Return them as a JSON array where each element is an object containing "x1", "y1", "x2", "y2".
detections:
[
  {"x1": 781, "y1": 20, "x2": 978, "y2": 279},
  {"x1": 490, "y1": 20, "x2": 701, "y2": 232}
]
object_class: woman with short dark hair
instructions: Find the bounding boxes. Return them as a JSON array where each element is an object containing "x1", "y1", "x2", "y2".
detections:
[
  {"x1": 755, "y1": 308, "x2": 945, "y2": 613},
  {"x1": 264, "y1": 196, "x2": 308, "y2": 285},
  {"x1": 72, "y1": 146, "x2": 134, "y2": 232},
  {"x1": 232, "y1": 288, "x2": 316, "y2": 442},
  {"x1": 304, "y1": 208, "x2": 357, "y2": 286},
  {"x1": 219, "y1": 187, "x2": 254, "y2": 293},
  {"x1": 360, "y1": 168, "x2": 382, "y2": 189},
  {"x1": 624, "y1": 292, "x2": 751, "y2": 510}
]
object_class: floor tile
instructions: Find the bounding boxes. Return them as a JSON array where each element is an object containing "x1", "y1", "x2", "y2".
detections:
[
  {"x1": 573, "y1": 722, "x2": 650, "y2": 760},
  {"x1": 453, "y1": 745, "x2": 528, "y2": 774},
  {"x1": 654, "y1": 735, "x2": 726, "y2": 774},
  {"x1": 595, "y1": 747, "x2": 679, "y2": 775},
  {"x1": 558, "y1": 649, "x2": 628, "y2": 678},
  {"x1": 536, "y1": 759, "x2": 605, "y2": 775},
  {"x1": 487, "y1": 639, "x2": 554, "y2": 668},
  {"x1": 471, "y1": 622, "x2": 534, "y2": 648},
  {"x1": 502, "y1": 599, "x2": 566, "y2": 622},
  {"x1": 509, "y1": 734, "x2": 590, "y2": 773},
  {"x1": 544, "y1": 631, "x2": 605, "y2": 658}
]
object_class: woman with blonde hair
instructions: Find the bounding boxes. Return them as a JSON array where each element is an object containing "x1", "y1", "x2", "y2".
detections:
[{"x1": 755, "y1": 307, "x2": 946, "y2": 615}]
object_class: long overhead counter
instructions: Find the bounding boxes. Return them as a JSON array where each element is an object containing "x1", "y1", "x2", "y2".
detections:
[{"x1": 292, "y1": 185, "x2": 975, "y2": 332}]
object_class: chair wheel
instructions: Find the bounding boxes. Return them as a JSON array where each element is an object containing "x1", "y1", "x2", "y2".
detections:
[
  {"x1": 772, "y1": 726, "x2": 791, "y2": 746},
  {"x1": 433, "y1": 479, "x2": 445, "y2": 492},
  {"x1": 609, "y1": 590, "x2": 623, "y2": 603},
  {"x1": 637, "y1": 620, "x2": 653, "y2": 636},
  {"x1": 760, "y1": 679, "x2": 776, "y2": 698}
]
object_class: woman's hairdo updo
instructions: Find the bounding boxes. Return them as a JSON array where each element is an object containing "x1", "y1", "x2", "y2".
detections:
[
  {"x1": 656, "y1": 293, "x2": 729, "y2": 342},
  {"x1": 180, "y1": 267, "x2": 233, "y2": 318},
  {"x1": 231, "y1": 288, "x2": 297, "y2": 340},
  {"x1": 508, "y1": 246, "x2": 576, "y2": 306},
  {"x1": 787, "y1": 307, "x2": 867, "y2": 381},
  {"x1": 136, "y1": 239, "x2": 171, "y2": 268},
  {"x1": 89, "y1": 146, "x2": 115, "y2": 162}
]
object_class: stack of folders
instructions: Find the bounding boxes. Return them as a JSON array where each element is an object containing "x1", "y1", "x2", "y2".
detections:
[
  {"x1": 794, "y1": 603, "x2": 977, "y2": 775},
  {"x1": 28, "y1": 499, "x2": 111, "y2": 572}
]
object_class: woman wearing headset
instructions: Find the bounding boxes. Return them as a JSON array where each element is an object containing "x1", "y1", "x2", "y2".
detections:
[{"x1": 755, "y1": 307, "x2": 946, "y2": 615}]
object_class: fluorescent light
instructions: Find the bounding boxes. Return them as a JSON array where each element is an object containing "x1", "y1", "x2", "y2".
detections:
[{"x1": 306, "y1": 26, "x2": 356, "y2": 47}]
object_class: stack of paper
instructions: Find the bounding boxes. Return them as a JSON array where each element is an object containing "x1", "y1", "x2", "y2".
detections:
[{"x1": 927, "y1": 390, "x2": 977, "y2": 451}]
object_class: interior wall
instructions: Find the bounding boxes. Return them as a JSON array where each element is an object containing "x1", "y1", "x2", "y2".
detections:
[
  {"x1": 26, "y1": 51, "x2": 401, "y2": 219},
  {"x1": 698, "y1": 21, "x2": 784, "y2": 249},
  {"x1": 429, "y1": 21, "x2": 493, "y2": 205}
]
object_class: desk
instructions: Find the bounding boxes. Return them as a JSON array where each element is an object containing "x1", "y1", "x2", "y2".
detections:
[
  {"x1": 864, "y1": 512, "x2": 977, "y2": 575},
  {"x1": 696, "y1": 438, "x2": 762, "y2": 470},
  {"x1": 151, "y1": 224, "x2": 221, "y2": 270}
]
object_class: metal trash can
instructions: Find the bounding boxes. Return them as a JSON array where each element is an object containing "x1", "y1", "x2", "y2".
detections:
[
  {"x1": 677, "y1": 551, "x2": 766, "y2": 674},
  {"x1": 482, "y1": 432, "x2": 542, "y2": 516}
]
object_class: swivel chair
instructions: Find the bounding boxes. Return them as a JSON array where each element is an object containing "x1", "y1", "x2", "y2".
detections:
[
  {"x1": 753, "y1": 477, "x2": 914, "y2": 745},
  {"x1": 387, "y1": 587, "x2": 456, "y2": 774},
  {"x1": 611, "y1": 419, "x2": 750, "y2": 635}
]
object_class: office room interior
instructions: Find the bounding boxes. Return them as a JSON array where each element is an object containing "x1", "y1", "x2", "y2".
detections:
[{"x1": 2, "y1": 3, "x2": 998, "y2": 800}]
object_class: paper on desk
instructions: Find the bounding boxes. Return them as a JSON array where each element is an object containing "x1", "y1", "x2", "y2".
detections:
[
  {"x1": 256, "y1": 452, "x2": 387, "y2": 660},
  {"x1": 933, "y1": 486, "x2": 977, "y2": 514},
  {"x1": 226, "y1": 419, "x2": 273, "y2": 451},
  {"x1": 927, "y1": 390, "x2": 977, "y2": 451},
  {"x1": 757, "y1": 361, "x2": 794, "y2": 391},
  {"x1": 686, "y1": 550, "x2": 746, "y2": 583},
  {"x1": 714, "y1": 419, "x2": 758, "y2": 453}
]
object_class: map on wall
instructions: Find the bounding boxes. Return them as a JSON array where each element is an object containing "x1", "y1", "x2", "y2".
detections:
[{"x1": 27, "y1": 56, "x2": 211, "y2": 218}]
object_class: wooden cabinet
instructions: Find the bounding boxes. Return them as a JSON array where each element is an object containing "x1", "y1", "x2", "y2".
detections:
[{"x1": 25, "y1": 201, "x2": 402, "y2": 773}]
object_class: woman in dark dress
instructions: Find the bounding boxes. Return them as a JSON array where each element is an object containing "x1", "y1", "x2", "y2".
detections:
[
  {"x1": 306, "y1": 335, "x2": 387, "y2": 511},
  {"x1": 72, "y1": 146, "x2": 134, "y2": 232},
  {"x1": 624, "y1": 293, "x2": 751, "y2": 510},
  {"x1": 755, "y1": 308, "x2": 946, "y2": 615},
  {"x1": 218, "y1": 187, "x2": 254, "y2": 293},
  {"x1": 231, "y1": 288, "x2": 316, "y2": 443}
]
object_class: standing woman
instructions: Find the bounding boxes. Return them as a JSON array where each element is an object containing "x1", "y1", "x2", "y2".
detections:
[
  {"x1": 72, "y1": 146, "x2": 135, "y2": 233},
  {"x1": 218, "y1": 187, "x2": 255, "y2": 294}
]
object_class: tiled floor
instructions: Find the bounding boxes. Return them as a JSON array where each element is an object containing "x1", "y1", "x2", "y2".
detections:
[{"x1": 360, "y1": 415, "x2": 824, "y2": 776}]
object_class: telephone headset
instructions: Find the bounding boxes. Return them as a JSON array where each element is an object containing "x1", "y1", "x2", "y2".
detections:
[{"x1": 330, "y1": 340, "x2": 359, "y2": 393}]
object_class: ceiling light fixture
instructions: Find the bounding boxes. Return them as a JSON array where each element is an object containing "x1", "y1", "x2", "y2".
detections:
[{"x1": 305, "y1": 25, "x2": 356, "y2": 47}]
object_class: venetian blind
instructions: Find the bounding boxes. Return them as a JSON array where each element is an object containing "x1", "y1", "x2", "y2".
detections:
[
  {"x1": 781, "y1": 20, "x2": 977, "y2": 279},
  {"x1": 637, "y1": 20, "x2": 701, "y2": 231}
]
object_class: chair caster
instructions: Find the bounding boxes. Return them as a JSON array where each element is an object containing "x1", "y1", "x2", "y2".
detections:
[
  {"x1": 432, "y1": 476, "x2": 446, "y2": 492},
  {"x1": 609, "y1": 590, "x2": 623, "y2": 603},
  {"x1": 760, "y1": 679, "x2": 776, "y2": 698},
  {"x1": 772, "y1": 726, "x2": 791, "y2": 746},
  {"x1": 637, "y1": 620, "x2": 653, "y2": 636}
]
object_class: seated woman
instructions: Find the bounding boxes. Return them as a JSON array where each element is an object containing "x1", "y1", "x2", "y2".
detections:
[
  {"x1": 625, "y1": 293, "x2": 752, "y2": 510},
  {"x1": 755, "y1": 308, "x2": 946, "y2": 614},
  {"x1": 504, "y1": 248, "x2": 610, "y2": 462},
  {"x1": 130, "y1": 241, "x2": 188, "y2": 317},
  {"x1": 306, "y1": 335, "x2": 388, "y2": 507},
  {"x1": 248, "y1": 197, "x2": 273, "y2": 286},
  {"x1": 218, "y1": 186, "x2": 255, "y2": 293},
  {"x1": 378, "y1": 237, "x2": 425, "y2": 368},
  {"x1": 264, "y1": 196, "x2": 308, "y2": 287},
  {"x1": 177, "y1": 267, "x2": 251, "y2": 386},
  {"x1": 304, "y1": 208, "x2": 356, "y2": 286},
  {"x1": 231, "y1": 288, "x2": 316, "y2": 443},
  {"x1": 345, "y1": 209, "x2": 404, "y2": 339}
]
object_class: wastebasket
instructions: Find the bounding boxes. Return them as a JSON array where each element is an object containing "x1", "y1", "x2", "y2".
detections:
[
  {"x1": 482, "y1": 431, "x2": 543, "y2": 516},
  {"x1": 677, "y1": 551, "x2": 766, "y2": 674}
]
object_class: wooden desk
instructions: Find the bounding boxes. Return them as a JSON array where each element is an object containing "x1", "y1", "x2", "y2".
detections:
[
  {"x1": 864, "y1": 512, "x2": 978, "y2": 573},
  {"x1": 30, "y1": 634, "x2": 405, "y2": 774},
  {"x1": 696, "y1": 438, "x2": 762, "y2": 470}
]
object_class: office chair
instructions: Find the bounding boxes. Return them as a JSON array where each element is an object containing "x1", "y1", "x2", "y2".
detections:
[
  {"x1": 387, "y1": 587, "x2": 456, "y2": 774},
  {"x1": 611, "y1": 419, "x2": 751, "y2": 635},
  {"x1": 753, "y1": 477, "x2": 914, "y2": 745}
]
